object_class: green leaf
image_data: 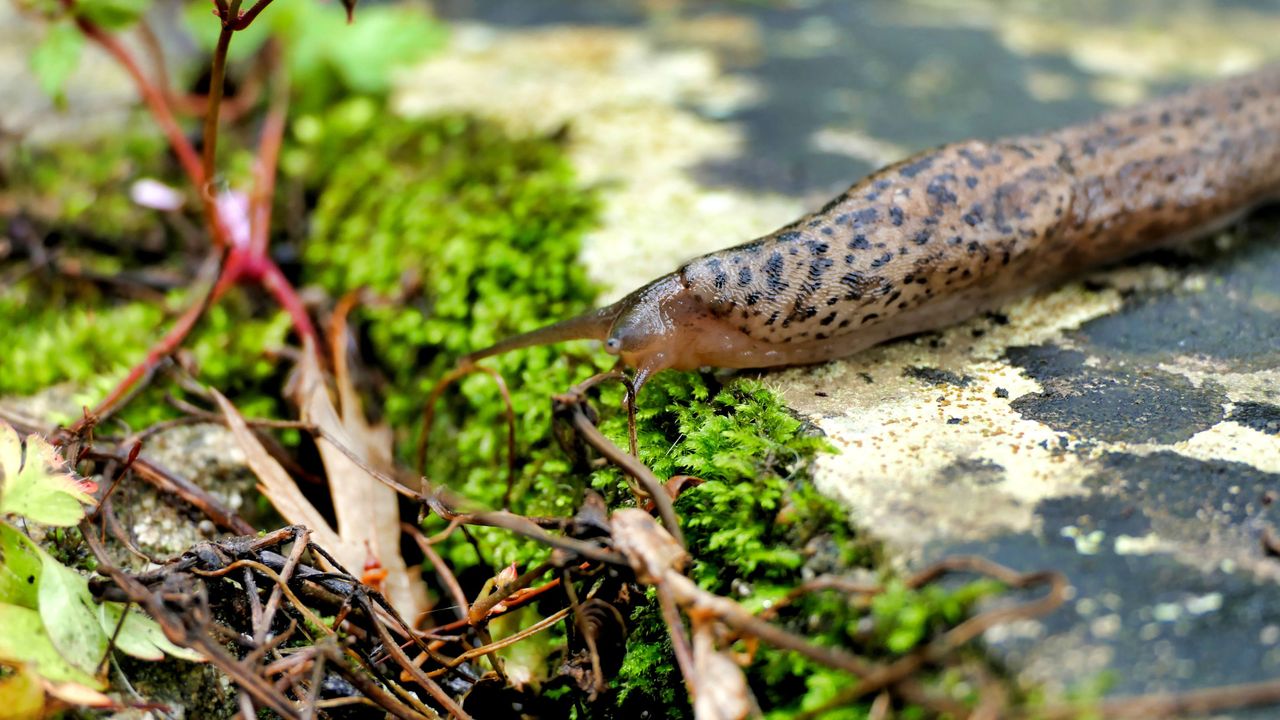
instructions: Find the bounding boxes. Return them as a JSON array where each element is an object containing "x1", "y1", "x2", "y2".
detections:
[
  {"x1": 0, "y1": 518, "x2": 202, "y2": 689},
  {"x1": 0, "y1": 523, "x2": 43, "y2": 609},
  {"x1": 0, "y1": 604, "x2": 102, "y2": 688},
  {"x1": 0, "y1": 422, "x2": 96, "y2": 527},
  {"x1": 77, "y1": 0, "x2": 150, "y2": 30},
  {"x1": 182, "y1": 0, "x2": 445, "y2": 104},
  {"x1": 36, "y1": 551, "x2": 107, "y2": 679},
  {"x1": 326, "y1": 6, "x2": 447, "y2": 93},
  {"x1": 97, "y1": 603, "x2": 204, "y2": 663},
  {"x1": 30, "y1": 23, "x2": 84, "y2": 108}
]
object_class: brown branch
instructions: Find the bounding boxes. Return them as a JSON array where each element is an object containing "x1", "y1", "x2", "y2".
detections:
[
  {"x1": 417, "y1": 364, "x2": 517, "y2": 507},
  {"x1": 404, "y1": 523, "x2": 468, "y2": 622},
  {"x1": 558, "y1": 391, "x2": 685, "y2": 548},
  {"x1": 432, "y1": 608, "x2": 571, "y2": 672},
  {"x1": 82, "y1": 447, "x2": 255, "y2": 535},
  {"x1": 80, "y1": 528, "x2": 304, "y2": 719},
  {"x1": 367, "y1": 609, "x2": 469, "y2": 720}
]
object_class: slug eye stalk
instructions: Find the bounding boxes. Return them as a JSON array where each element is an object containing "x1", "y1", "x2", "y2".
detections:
[{"x1": 460, "y1": 303, "x2": 624, "y2": 366}]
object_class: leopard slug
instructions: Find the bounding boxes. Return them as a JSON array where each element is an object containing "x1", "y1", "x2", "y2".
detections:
[{"x1": 466, "y1": 65, "x2": 1280, "y2": 390}]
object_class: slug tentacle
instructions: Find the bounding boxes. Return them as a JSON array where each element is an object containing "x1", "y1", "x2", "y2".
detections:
[
  {"x1": 461, "y1": 302, "x2": 624, "y2": 365},
  {"x1": 466, "y1": 64, "x2": 1280, "y2": 386}
]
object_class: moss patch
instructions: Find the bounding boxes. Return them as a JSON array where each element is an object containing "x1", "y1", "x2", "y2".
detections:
[
  {"x1": 296, "y1": 98, "x2": 608, "y2": 540},
  {"x1": 0, "y1": 279, "x2": 292, "y2": 427},
  {"x1": 5, "y1": 133, "x2": 170, "y2": 245},
  {"x1": 1, "y1": 126, "x2": 297, "y2": 428}
]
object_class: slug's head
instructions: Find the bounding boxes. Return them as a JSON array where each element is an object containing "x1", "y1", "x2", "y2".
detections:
[{"x1": 601, "y1": 274, "x2": 702, "y2": 391}]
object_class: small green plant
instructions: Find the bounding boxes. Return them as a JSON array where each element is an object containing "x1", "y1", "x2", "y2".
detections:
[
  {"x1": 0, "y1": 421, "x2": 201, "y2": 713},
  {"x1": 871, "y1": 577, "x2": 1005, "y2": 654}
]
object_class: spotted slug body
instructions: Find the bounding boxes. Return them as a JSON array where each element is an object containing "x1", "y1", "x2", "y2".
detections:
[{"x1": 467, "y1": 66, "x2": 1280, "y2": 389}]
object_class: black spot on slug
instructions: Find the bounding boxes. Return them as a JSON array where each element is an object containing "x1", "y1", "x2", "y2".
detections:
[
  {"x1": 927, "y1": 174, "x2": 958, "y2": 206},
  {"x1": 898, "y1": 155, "x2": 935, "y2": 178},
  {"x1": 838, "y1": 272, "x2": 866, "y2": 299},
  {"x1": 808, "y1": 257, "x2": 833, "y2": 280},
  {"x1": 959, "y1": 148, "x2": 986, "y2": 170},
  {"x1": 765, "y1": 252, "x2": 787, "y2": 293}
]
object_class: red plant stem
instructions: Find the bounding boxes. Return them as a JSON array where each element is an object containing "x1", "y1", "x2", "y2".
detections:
[
  {"x1": 66, "y1": 2, "x2": 316, "y2": 431},
  {"x1": 250, "y1": 56, "x2": 286, "y2": 259},
  {"x1": 233, "y1": 0, "x2": 278, "y2": 30},
  {"x1": 75, "y1": 17, "x2": 229, "y2": 248},
  {"x1": 260, "y1": 261, "x2": 317, "y2": 341},
  {"x1": 201, "y1": 16, "x2": 237, "y2": 188},
  {"x1": 87, "y1": 253, "x2": 229, "y2": 421},
  {"x1": 248, "y1": 62, "x2": 317, "y2": 342},
  {"x1": 74, "y1": 19, "x2": 201, "y2": 185}
]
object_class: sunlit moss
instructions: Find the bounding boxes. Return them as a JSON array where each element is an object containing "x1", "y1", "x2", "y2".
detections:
[
  {"x1": 0, "y1": 279, "x2": 292, "y2": 427},
  {"x1": 296, "y1": 99, "x2": 609, "y2": 545},
  {"x1": 6, "y1": 132, "x2": 170, "y2": 243}
]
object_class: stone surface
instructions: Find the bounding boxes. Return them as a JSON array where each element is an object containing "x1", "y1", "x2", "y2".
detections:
[
  {"x1": 0, "y1": 3, "x2": 140, "y2": 149},
  {"x1": 416, "y1": 0, "x2": 1280, "y2": 705}
]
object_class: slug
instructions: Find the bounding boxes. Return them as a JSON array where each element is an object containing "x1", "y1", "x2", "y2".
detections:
[{"x1": 465, "y1": 65, "x2": 1280, "y2": 391}]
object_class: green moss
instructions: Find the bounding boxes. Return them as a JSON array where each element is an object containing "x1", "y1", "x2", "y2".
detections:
[
  {"x1": 613, "y1": 594, "x2": 691, "y2": 719},
  {"x1": 0, "y1": 282, "x2": 161, "y2": 397},
  {"x1": 587, "y1": 374, "x2": 881, "y2": 719},
  {"x1": 593, "y1": 373, "x2": 868, "y2": 590},
  {"x1": 296, "y1": 99, "x2": 611, "y2": 568},
  {"x1": 5, "y1": 131, "x2": 170, "y2": 243},
  {"x1": 0, "y1": 279, "x2": 292, "y2": 427},
  {"x1": 871, "y1": 577, "x2": 1004, "y2": 654},
  {"x1": 744, "y1": 576, "x2": 1005, "y2": 717}
]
